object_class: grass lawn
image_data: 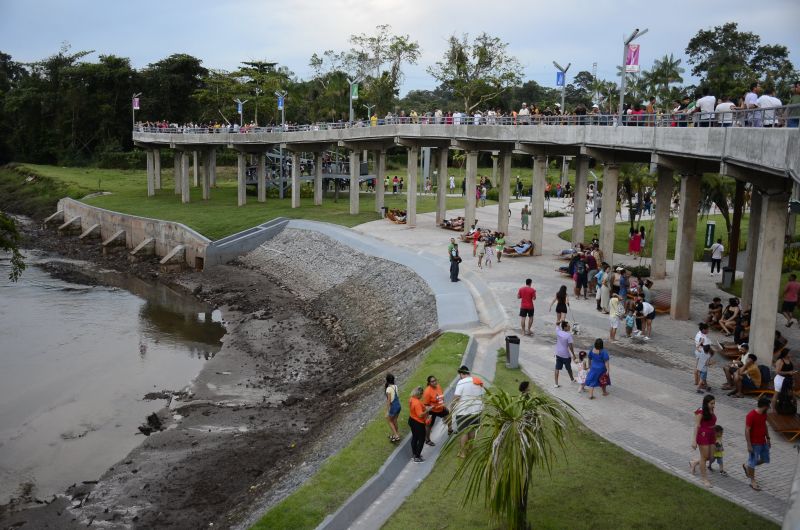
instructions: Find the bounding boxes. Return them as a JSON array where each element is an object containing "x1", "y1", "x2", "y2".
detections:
[
  {"x1": 251, "y1": 332, "x2": 469, "y2": 530},
  {"x1": 723, "y1": 273, "x2": 800, "y2": 319},
  {"x1": 384, "y1": 352, "x2": 777, "y2": 530},
  {"x1": 10, "y1": 164, "x2": 492, "y2": 240},
  {"x1": 558, "y1": 213, "x2": 750, "y2": 262}
]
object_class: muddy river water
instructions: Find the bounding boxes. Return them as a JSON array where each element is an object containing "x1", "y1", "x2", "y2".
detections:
[{"x1": 0, "y1": 255, "x2": 225, "y2": 505}]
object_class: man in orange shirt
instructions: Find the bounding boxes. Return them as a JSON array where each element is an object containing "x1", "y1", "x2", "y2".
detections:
[
  {"x1": 423, "y1": 375, "x2": 453, "y2": 446},
  {"x1": 408, "y1": 386, "x2": 431, "y2": 463}
]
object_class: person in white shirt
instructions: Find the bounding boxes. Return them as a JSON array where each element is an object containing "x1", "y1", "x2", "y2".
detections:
[
  {"x1": 451, "y1": 365, "x2": 485, "y2": 458},
  {"x1": 453, "y1": 111, "x2": 462, "y2": 125},
  {"x1": 694, "y1": 88, "x2": 717, "y2": 127},
  {"x1": 715, "y1": 96, "x2": 737, "y2": 127},
  {"x1": 757, "y1": 87, "x2": 782, "y2": 127},
  {"x1": 473, "y1": 111, "x2": 482, "y2": 125},
  {"x1": 449, "y1": 175, "x2": 455, "y2": 191},
  {"x1": 709, "y1": 238, "x2": 724, "y2": 274},
  {"x1": 519, "y1": 102, "x2": 531, "y2": 124},
  {"x1": 694, "y1": 323, "x2": 712, "y2": 386},
  {"x1": 744, "y1": 82, "x2": 761, "y2": 126}
]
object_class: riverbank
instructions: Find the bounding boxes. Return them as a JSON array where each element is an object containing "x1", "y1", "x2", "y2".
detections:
[{"x1": 0, "y1": 221, "x2": 438, "y2": 528}]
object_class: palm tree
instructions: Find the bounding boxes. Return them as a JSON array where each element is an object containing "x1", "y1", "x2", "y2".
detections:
[
  {"x1": 446, "y1": 388, "x2": 575, "y2": 530},
  {"x1": 652, "y1": 54, "x2": 685, "y2": 102}
]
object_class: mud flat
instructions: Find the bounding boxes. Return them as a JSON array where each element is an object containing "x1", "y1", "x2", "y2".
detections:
[{"x1": 1, "y1": 227, "x2": 437, "y2": 529}]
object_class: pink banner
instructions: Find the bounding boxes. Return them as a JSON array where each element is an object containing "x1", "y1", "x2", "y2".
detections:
[
  {"x1": 132, "y1": 97, "x2": 140, "y2": 110},
  {"x1": 625, "y1": 44, "x2": 640, "y2": 73}
]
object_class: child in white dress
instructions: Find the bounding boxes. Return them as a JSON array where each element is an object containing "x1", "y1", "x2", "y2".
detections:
[
  {"x1": 484, "y1": 241, "x2": 494, "y2": 268},
  {"x1": 577, "y1": 350, "x2": 588, "y2": 393}
]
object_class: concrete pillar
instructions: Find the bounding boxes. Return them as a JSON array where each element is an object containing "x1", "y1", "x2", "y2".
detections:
[
  {"x1": 201, "y1": 150, "x2": 211, "y2": 200},
  {"x1": 146, "y1": 149, "x2": 155, "y2": 197},
  {"x1": 292, "y1": 151, "x2": 301, "y2": 209},
  {"x1": 491, "y1": 151, "x2": 498, "y2": 187},
  {"x1": 530, "y1": 155, "x2": 547, "y2": 256},
  {"x1": 237, "y1": 151, "x2": 246, "y2": 207},
  {"x1": 670, "y1": 174, "x2": 701, "y2": 320},
  {"x1": 406, "y1": 147, "x2": 418, "y2": 227},
  {"x1": 209, "y1": 149, "x2": 217, "y2": 188},
  {"x1": 153, "y1": 149, "x2": 161, "y2": 190},
  {"x1": 561, "y1": 157, "x2": 570, "y2": 186},
  {"x1": 181, "y1": 151, "x2": 190, "y2": 204},
  {"x1": 435, "y1": 148, "x2": 448, "y2": 224},
  {"x1": 750, "y1": 192, "x2": 789, "y2": 368},
  {"x1": 465, "y1": 151, "x2": 478, "y2": 229},
  {"x1": 788, "y1": 182, "x2": 799, "y2": 238},
  {"x1": 497, "y1": 151, "x2": 511, "y2": 234},
  {"x1": 349, "y1": 151, "x2": 360, "y2": 215},
  {"x1": 742, "y1": 191, "x2": 763, "y2": 309},
  {"x1": 572, "y1": 156, "x2": 589, "y2": 245},
  {"x1": 257, "y1": 152, "x2": 266, "y2": 203},
  {"x1": 173, "y1": 152, "x2": 182, "y2": 195},
  {"x1": 314, "y1": 152, "x2": 324, "y2": 206},
  {"x1": 376, "y1": 150, "x2": 386, "y2": 213},
  {"x1": 600, "y1": 164, "x2": 619, "y2": 264},
  {"x1": 651, "y1": 166, "x2": 674, "y2": 279},
  {"x1": 192, "y1": 150, "x2": 199, "y2": 187}
]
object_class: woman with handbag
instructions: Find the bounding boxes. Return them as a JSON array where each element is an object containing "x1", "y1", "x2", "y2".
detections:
[{"x1": 584, "y1": 338, "x2": 611, "y2": 399}]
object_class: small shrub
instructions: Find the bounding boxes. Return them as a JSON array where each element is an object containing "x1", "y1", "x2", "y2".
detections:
[{"x1": 544, "y1": 210, "x2": 566, "y2": 218}]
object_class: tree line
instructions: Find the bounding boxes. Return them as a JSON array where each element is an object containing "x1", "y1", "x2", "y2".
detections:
[{"x1": 0, "y1": 22, "x2": 795, "y2": 166}]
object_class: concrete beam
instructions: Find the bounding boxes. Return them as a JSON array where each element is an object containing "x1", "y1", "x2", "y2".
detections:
[
  {"x1": 452, "y1": 139, "x2": 513, "y2": 153},
  {"x1": 651, "y1": 152, "x2": 718, "y2": 175},
  {"x1": 153, "y1": 149, "x2": 161, "y2": 190},
  {"x1": 339, "y1": 139, "x2": 395, "y2": 152},
  {"x1": 173, "y1": 152, "x2": 182, "y2": 195},
  {"x1": 406, "y1": 147, "x2": 418, "y2": 226},
  {"x1": 670, "y1": 174, "x2": 702, "y2": 320},
  {"x1": 257, "y1": 152, "x2": 266, "y2": 203},
  {"x1": 515, "y1": 142, "x2": 579, "y2": 157},
  {"x1": 572, "y1": 156, "x2": 589, "y2": 245},
  {"x1": 581, "y1": 146, "x2": 650, "y2": 164},
  {"x1": 78, "y1": 223, "x2": 101, "y2": 242},
  {"x1": 181, "y1": 151, "x2": 191, "y2": 203},
  {"x1": 600, "y1": 164, "x2": 619, "y2": 264},
  {"x1": 159, "y1": 244, "x2": 186, "y2": 273},
  {"x1": 146, "y1": 149, "x2": 155, "y2": 197},
  {"x1": 201, "y1": 150, "x2": 211, "y2": 200},
  {"x1": 464, "y1": 151, "x2": 478, "y2": 229},
  {"x1": 375, "y1": 150, "x2": 387, "y2": 213},
  {"x1": 394, "y1": 137, "x2": 450, "y2": 150},
  {"x1": 283, "y1": 142, "x2": 333, "y2": 153},
  {"x1": 237, "y1": 151, "x2": 246, "y2": 207},
  {"x1": 497, "y1": 151, "x2": 511, "y2": 234},
  {"x1": 530, "y1": 155, "x2": 547, "y2": 256},
  {"x1": 721, "y1": 161, "x2": 789, "y2": 193},
  {"x1": 192, "y1": 150, "x2": 199, "y2": 187},
  {"x1": 209, "y1": 149, "x2": 217, "y2": 187},
  {"x1": 58, "y1": 216, "x2": 82, "y2": 235},
  {"x1": 130, "y1": 237, "x2": 155, "y2": 258},
  {"x1": 44, "y1": 210, "x2": 64, "y2": 226},
  {"x1": 314, "y1": 152, "x2": 324, "y2": 206},
  {"x1": 650, "y1": 166, "x2": 675, "y2": 279},
  {"x1": 435, "y1": 148, "x2": 448, "y2": 224},
  {"x1": 742, "y1": 190, "x2": 763, "y2": 309},
  {"x1": 101, "y1": 229, "x2": 126, "y2": 255},
  {"x1": 292, "y1": 151, "x2": 302, "y2": 209}
]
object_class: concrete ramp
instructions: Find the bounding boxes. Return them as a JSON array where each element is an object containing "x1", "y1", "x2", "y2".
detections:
[{"x1": 204, "y1": 217, "x2": 289, "y2": 268}]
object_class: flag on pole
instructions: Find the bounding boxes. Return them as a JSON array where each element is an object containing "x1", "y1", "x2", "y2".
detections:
[
  {"x1": 350, "y1": 83, "x2": 359, "y2": 101},
  {"x1": 625, "y1": 44, "x2": 640, "y2": 73},
  {"x1": 132, "y1": 97, "x2": 140, "y2": 110}
]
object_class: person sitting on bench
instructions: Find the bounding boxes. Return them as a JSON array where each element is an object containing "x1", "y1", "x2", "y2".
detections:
[
  {"x1": 722, "y1": 343, "x2": 749, "y2": 390},
  {"x1": 504, "y1": 240, "x2": 533, "y2": 255},
  {"x1": 706, "y1": 297, "x2": 723, "y2": 326},
  {"x1": 727, "y1": 353, "x2": 761, "y2": 398}
]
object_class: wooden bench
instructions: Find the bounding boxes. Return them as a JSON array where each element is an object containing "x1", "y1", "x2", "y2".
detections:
[
  {"x1": 503, "y1": 245, "x2": 534, "y2": 257},
  {"x1": 767, "y1": 412, "x2": 800, "y2": 441}
]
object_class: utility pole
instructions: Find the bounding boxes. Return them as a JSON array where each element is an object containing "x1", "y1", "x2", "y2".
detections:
[
  {"x1": 617, "y1": 28, "x2": 648, "y2": 127},
  {"x1": 234, "y1": 98, "x2": 249, "y2": 126},
  {"x1": 254, "y1": 87, "x2": 262, "y2": 125},
  {"x1": 348, "y1": 77, "x2": 361, "y2": 123},
  {"x1": 552, "y1": 61, "x2": 571, "y2": 113},
  {"x1": 275, "y1": 90, "x2": 287, "y2": 199},
  {"x1": 364, "y1": 102, "x2": 376, "y2": 120}
]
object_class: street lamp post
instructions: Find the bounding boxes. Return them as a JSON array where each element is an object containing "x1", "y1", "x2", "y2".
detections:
[
  {"x1": 617, "y1": 28, "x2": 648, "y2": 127},
  {"x1": 275, "y1": 90, "x2": 287, "y2": 199},
  {"x1": 254, "y1": 87, "x2": 262, "y2": 126},
  {"x1": 552, "y1": 61, "x2": 571, "y2": 113},
  {"x1": 234, "y1": 98, "x2": 249, "y2": 126},
  {"x1": 364, "y1": 103, "x2": 376, "y2": 120},
  {"x1": 131, "y1": 92, "x2": 142, "y2": 129},
  {"x1": 348, "y1": 77, "x2": 361, "y2": 123}
]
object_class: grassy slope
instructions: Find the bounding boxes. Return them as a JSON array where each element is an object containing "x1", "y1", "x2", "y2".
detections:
[
  {"x1": 251, "y1": 332, "x2": 469, "y2": 530},
  {"x1": 384, "y1": 353, "x2": 777, "y2": 530}
]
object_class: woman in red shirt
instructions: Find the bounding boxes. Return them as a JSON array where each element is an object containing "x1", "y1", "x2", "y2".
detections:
[
  {"x1": 408, "y1": 386, "x2": 431, "y2": 463},
  {"x1": 691, "y1": 394, "x2": 717, "y2": 488}
]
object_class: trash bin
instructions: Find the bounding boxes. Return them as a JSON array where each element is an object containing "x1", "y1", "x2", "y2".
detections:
[
  {"x1": 722, "y1": 266, "x2": 735, "y2": 288},
  {"x1": 505, "y1": 335, "x2": 520, "y2": 369},
  {"x1": 380, "y1": 206, "x2": 387, "y2": 218}
]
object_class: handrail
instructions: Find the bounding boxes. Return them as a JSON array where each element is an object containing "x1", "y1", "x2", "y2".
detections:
[{"x1": 133, "y1": 105, "x2": 800, "y2": 134}]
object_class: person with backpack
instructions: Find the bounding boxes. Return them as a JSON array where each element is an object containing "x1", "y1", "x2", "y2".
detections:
[
  {"x1": 608, "y1": 293, "x2": 624, "y2": 342},
  {"x1": 574, "y1": 255, "x2": 588, "y2": 299}
]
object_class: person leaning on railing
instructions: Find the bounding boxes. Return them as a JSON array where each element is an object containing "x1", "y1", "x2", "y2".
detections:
[{"x1": 789, "y1": 81, "x2": 800, "y2": 128}]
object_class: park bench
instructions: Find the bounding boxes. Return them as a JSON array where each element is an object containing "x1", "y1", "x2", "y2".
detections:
[
  {"x1": 503, "y1": 244, "x2": 534, "y2": 257},
  {"x1": 767, "y1": 412, "x2": 800, "y2": 441}
]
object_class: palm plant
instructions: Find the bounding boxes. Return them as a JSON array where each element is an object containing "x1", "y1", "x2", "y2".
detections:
[
  {"x1": 446, "y1": 388, "x2": 575, "y2": 530},
  {"x1": 652, "y1": 54, "x2": 685, "y2": 102}
]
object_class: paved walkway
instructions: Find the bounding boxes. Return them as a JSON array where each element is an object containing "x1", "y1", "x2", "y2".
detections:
[{"x1": 348, "y1": 196, "x2": 798, "y2": 525}]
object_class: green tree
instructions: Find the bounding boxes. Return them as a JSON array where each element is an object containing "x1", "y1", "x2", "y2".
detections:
[
  {"x1": 446, "y1": 388, "x2": 574, "y2": 530},
  {"x1": 0, "y1": 212, "x2": 25, "y2": 281},
  {"x1": 139, "y1": 53, "x2": 207, "y2": 123},
  {"x1": 651, "y1": 53, "x2": 685, "y2": 101},
  {"x1": 428, "y1": 33, "x2": 523, "y2": 113}
]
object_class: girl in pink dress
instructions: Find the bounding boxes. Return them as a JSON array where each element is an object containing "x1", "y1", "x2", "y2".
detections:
[{"x1": 691, "y1": 394, "x2": 717, "y2": 488}]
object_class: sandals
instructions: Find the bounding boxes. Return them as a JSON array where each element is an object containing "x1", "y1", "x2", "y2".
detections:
[
  {"x1": 389, "y1": 435, "x2": 401, "y2": 443},
  {"x1": 750, "y1": 483, "x2": 762, "y2": 491},
  {"x1": 425, "y1": 440, "x2": 436, "y2": 447},
  {"x1": 719, "y1": 470, "x2": 729, "y2": 477}
]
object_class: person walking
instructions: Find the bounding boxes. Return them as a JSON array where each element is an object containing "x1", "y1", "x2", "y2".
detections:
[
  {"x1": 600, "y1": 264, "x2": 612, "y2": 313},
  {"x1": 385, "y1": 374, "x2": 401, "y2": 442},
  {"x1": 451, "y1": 365, "x2": 485, "y2": 459},
  {"x1": 584, "y1": 338, "x2": 611, "y2": 399},
  {"x1": 423, "y1": 375, "x2": 453, "y2": 445},
  {"x1": 549, "y1": 285, "x2": 570, "y2": 324},
  {"x1": 709, "y1": 238, "x2": 724, "y2": 275},
  {"x1": 449, "y1": 243, "x2": 461, "y2": 282},
  {"x1": 521, "y1": 204, "x2": 530, "y2": 230},
  {"x1": 782, "y1": 274, "x2": 800, "y2": 327},
  {"x1": 554, "y1": 321, "x2": 577, "y2": 388},
  {"x1": 744, "y1": 397, "x2": 771, "y2": 491},
  {"x1": 690, "y1": 394, "x2": 717, "y2": 488},
  {"x1": 408, "y1": 386, "x2": 431, "y2": 463},
  {"x1": 518, "y1": 278, "x2": 537, "y2": 336}
]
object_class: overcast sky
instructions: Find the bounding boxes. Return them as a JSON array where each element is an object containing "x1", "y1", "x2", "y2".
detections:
[{"x1": 1, "y1": 0, "x2": 798, "y2": 95}]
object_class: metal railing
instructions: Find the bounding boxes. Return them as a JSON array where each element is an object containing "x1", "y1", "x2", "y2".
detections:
[{"x1": 133, "y1": 104, "x2": 800, "y2": 134}]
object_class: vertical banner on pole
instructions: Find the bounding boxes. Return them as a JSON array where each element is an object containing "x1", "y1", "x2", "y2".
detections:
[
  {"x1": 277, "y1": 96, "x2": 284, "y2": 110},
  {"x1": 237, "y1": 101, "x2": 243, "y2": 114},
  {"x1": 350, "y1": 83, "x2": 359, "y2": 101},
  {"x1": 132, "y1": 97, "x2": 140, "y2": 110},
  {"x1": 556, "y1": 71, "x2": 565, "y2": 87},
  {"x1": 625, "y1": 44, "x2": 640, "y2": 73}
]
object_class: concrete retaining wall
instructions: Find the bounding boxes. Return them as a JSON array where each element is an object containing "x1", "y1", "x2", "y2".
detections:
[
  {"x1": 205, "y1": 218, "x2": 289, "y2": 267},
  {"x1": 57, "y1": 198, "x2": 210, "y2": 267},
  {"x1": 317, "y1": 336, "x2": 478, "y2": 530}
]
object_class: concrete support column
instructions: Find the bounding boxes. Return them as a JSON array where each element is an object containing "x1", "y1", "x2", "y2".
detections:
[
  {"x1": 180, "y1": 151, "x2": 190, "y2": 204},
  {"x1": 670, "y1": 174, "x2": 701, "y2": 320},
  {"x1": 146, "y1": 149, "x2": 155, "y2": 197},
  {"x1": 465, "y1": 151, "x2": 478, "y2": 229},
  {"x1": 530, "y1": 155, "x2": 547, "y2": 256},
  {"x1": 237, "y1": 151, "x2": 246, "y2": 207},
  {"x1": 406, "y1": 147, "x2": 418, "y2": 226},
  {"x1": 491, "y1": 151, "x2": 498, "y2": 187},
  {"x1": 209, "y1": 149, "x2": 217, "y2": 188},
  {"x1": 742, "y1": 191, "x2": 763, "y2": 309},
  {"x1": 572, "y1": 156, "x2": 589, "y2": 245},
  {"x1": 314, "y1": 152, "x2": 324, "y2": 206},
  {"x1": 651, "y1": 166, "x2": 674, "y2": 279},
  {"x1": 349, "y1": 151, "x2": 360, "y2": 215},
  {"x1": 375, "y1": 150, "x2": 386, "y2": 213},
  {"x1": 435, "y1": 148, "x2": 448, "y2": 224},
  {"x1": 153, "y1": 149, "x2": 161, "y2": 190},
  {"x1": 788, "y1": 182, "x2": 799, "y2": 238},
  {"x1": 173, "y1": 152, "x2": 182, "y2": 195},
  {"x1": 750, "y1": 192, "x2": 790, "y2": 362},
  {"x1": 600, "y1": 164, "x2": 619, "y2": 264},
  {"x1": 192, "y1": 150, "x2": 199, "y2": 187},
  {"x1": 257, "y1": 152, "x2": 266, "y2": 203},
  {"x1": 201, "y1": 150, "x2": 211, "y2": 200},
  {"x1": 292, "y1": 151, "x2": 301, "y2": 209},
  {"x1": 497, "y1": 151, "x2": 511, "y2": 234}
]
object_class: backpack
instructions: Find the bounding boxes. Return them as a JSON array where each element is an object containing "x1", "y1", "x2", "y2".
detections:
[{"x1": 616, "y1": 301, "x2": 626, "y2": 318}]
